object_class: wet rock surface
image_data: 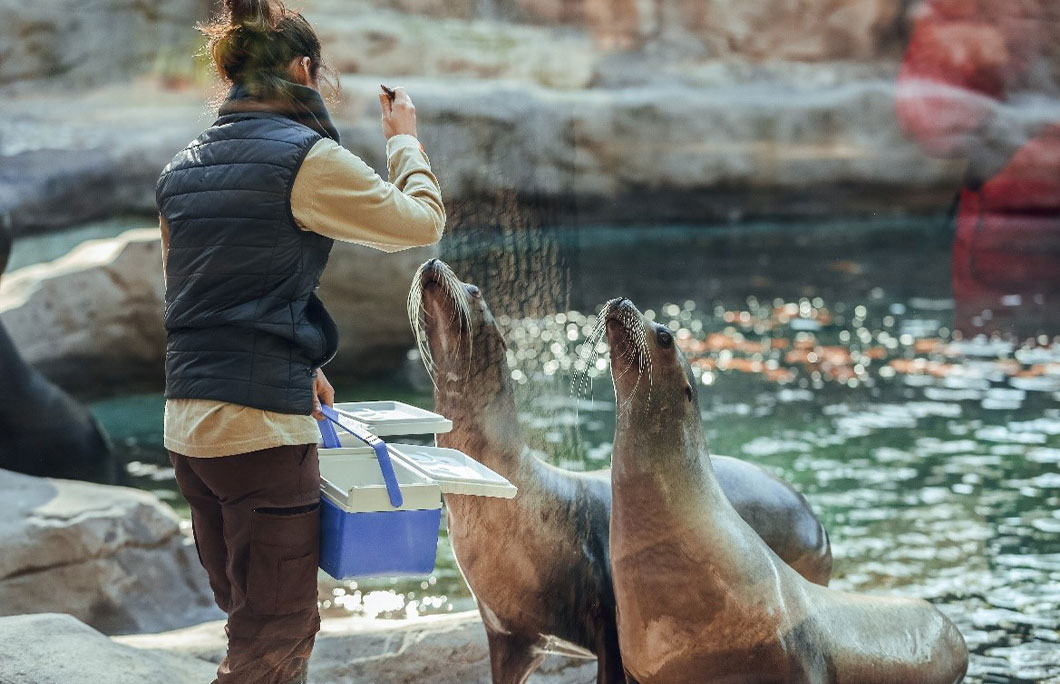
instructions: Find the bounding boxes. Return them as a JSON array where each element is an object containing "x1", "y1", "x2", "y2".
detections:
[
  {"x1": 0, "y1": 613, "x2": 216, "y2": 684},
  {"x1": 117, "y1": 612, "x2": 597, "y2": 683},
  {"x1": 0, "y1": 469, "x2": 221, "y2": 635}
]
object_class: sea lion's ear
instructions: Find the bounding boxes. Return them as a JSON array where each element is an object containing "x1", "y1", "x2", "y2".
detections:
[{"x1": 684, "y1": 384, "x2": 694, "y2": 402}]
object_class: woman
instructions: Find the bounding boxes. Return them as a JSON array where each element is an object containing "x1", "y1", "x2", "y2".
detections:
[{"x1": 156, "y1": 1, "x2": 445, "y2": 682}]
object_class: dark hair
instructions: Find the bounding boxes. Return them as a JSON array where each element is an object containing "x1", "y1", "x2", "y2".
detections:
[{"x1": 200, "y1": 0, "x2": 338, "y2": 98}]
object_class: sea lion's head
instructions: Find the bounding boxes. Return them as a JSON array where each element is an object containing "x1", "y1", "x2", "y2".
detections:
[
  {"x1": 603, "y1": 297, "x2": 705, "y2": 455},
  {"x1": 408, "y1": 259, "x2": 513, "y2": 418}
]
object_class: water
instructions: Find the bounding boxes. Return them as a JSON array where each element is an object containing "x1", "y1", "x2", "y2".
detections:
[{"x1": 88, "y1": 222, "x2": 1059, "y2": 683}]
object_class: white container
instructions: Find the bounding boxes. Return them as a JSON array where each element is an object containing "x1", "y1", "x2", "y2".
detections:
[
  {"x1": 332, "y1": 401, "x2": 453, "y2": 436},
  {"x1": 318, "y1": 446, "x2": 443, "y2": 579},
  {"x1": 318, "y1": 443, "x2": 519, "y2": 579},
  {"x1": 319, "y1": 446, "x2": 441, "y2": 513}
]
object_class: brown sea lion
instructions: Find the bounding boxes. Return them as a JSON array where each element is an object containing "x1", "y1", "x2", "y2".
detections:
[
  {"x1": 0, "y1": 228, "x2": 116, "y2": 484},
  {"x1": 409, "y1": 260, "x2": 832, "y2": 684},
  {"x1": 605, "y1": 297, "x2": 968, "y2": 684}
]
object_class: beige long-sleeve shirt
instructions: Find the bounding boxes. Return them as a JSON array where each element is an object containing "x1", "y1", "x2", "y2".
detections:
[{"x1": 162, "y1": 134, "x2": 444, "y2": 457}]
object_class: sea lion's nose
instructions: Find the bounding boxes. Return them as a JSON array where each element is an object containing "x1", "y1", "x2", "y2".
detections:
[{"x1": 422, "y1": 258, "x2": 444, "y2": 278}]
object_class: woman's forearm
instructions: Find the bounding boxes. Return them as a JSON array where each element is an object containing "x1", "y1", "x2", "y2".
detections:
[{"x1": 292, "y1": 137, "x2": 445, "y2": 251}]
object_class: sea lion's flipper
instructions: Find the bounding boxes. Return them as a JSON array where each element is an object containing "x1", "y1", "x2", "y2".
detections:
[
  {"x1": 623, "y1": 670, "x2": 642, "y2": 684},
  {"x1": 485, "y1": 630, "x2": 545, "y2": 684}
]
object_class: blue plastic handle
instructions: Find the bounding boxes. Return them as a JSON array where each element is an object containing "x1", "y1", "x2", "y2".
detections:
[
  {"x1": 317, "y1": 404, "x2": 404, "y2": 508},
  {"x1": 318, "y1": 413, "x2": 342, "y2": 449}
]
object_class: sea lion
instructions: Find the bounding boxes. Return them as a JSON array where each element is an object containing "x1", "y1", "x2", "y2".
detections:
[
  {"x1": 0, "y1": 228, "x2": 116, "y2": 483},
  {"x1": 605, "y1": 297, "x2": 968, "y2": 684},
  {"x1": 408, "y1": 259, "x2": 832, "y2": 684}
]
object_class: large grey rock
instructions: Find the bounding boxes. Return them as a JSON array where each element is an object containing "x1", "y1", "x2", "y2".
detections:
[
  {"x1": 0, "y1": 229, "x2": 169, "y2": 389},
  {"x1": 0, "y1": 228, "x2": 436, "y2": 389},
  {"x1": 343, "y1": 73, "x2": 963, "y2": 223},
  {"x1": 0, "y1": 0, "x2": 210, "y2": 89},
  {"x1": 118, "y1": 612, "x2": 598, "y2": 683},
  {"x1": 0, "y1": 469, "x2": 221, "y2": 635},
  {"x1": 0, "y1": 85, "x2": 208, "y2": 237},
  {"x1": 318, "y1": 240, "x2": 439, "y2": 379},
  {"x1": 0, "y1": 613, "x2": 215, "y2": 684}
]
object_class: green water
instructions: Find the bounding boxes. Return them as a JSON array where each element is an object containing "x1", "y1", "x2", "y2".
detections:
[{"x1": 88, "y1": 224, "x2": 1059, "y2": 683}]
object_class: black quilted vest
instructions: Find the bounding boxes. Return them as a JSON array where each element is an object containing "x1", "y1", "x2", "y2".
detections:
[{"x1": 157, "y1": 91, "x2": 340, "y2": 415}]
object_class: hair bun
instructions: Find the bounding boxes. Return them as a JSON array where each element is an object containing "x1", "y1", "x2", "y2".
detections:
[{"x1": 225, "y1": 0, "x2": 276, "y2": 32}]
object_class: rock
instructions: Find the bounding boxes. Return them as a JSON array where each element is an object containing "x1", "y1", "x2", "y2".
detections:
[
  {"x1": 341, "y1": 73, "x2": 962, "y2": 223},
  {"x1": 592, "y1": 0, "x2": 910, "y2": 60},
  {"x1": 118, "y1": 612, "x2": 598, "y2": 683},
  {"x1": 354, "y1": 0, "x2": 911, "y2": 60},
  {"x1": 0, "y1": 229, "x2": 169, "y2": 390},
  {"x1": 0, "y1": 85, "x2": 208, "y2": 237},
  {"x1": 0, "y1": 469, "x2": 221, "y2": 634},
  {"x1": 0, "y1": 228, "x2": 437, "y2": 389},
  {"x1": 0, "y1": 613, "x2": 216, "y2": 684},
  {"x1": 304, "y1": 2, "x2": 597, "y2": 90},
  {"x1": 317, "y1": 241, "x2": 438, "y2": 379},
  {"x1": 0, "y1": 0, "x2": 211, "y2": 89}
]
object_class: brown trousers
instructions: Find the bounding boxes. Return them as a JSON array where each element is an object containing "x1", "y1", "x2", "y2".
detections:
[{"x1": 170, "y1": 444, "x2": 322, "y2": 684}]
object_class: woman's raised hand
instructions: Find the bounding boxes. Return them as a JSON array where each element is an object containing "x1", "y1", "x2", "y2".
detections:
[{"x1": 379, "y1": 86, "x2": 418, "y2": 140}]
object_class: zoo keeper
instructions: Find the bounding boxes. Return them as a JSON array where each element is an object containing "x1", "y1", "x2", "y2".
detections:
[{"x1": 155, "y1": 1, "x2": 444, "y2": 682}]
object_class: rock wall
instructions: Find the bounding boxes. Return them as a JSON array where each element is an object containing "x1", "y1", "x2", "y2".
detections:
[
  {"x1": 0, "y1": 73, "x2": 964, "y2": 242},
  {"x1": 354, "y1": 0, "x2": 915, "y2": 59},
  {"x1": 0, "y1": 469, "x2": 221, "y2": 634},
  {"x1": 0, "y1": 229, "x2": 436, "y2": 389},
  {"x1": 0, "y1": 0, "x2": 211, "y2": 89},
  {"x1": 306, "y1": 4, "x2": 598, "y2": 89}
]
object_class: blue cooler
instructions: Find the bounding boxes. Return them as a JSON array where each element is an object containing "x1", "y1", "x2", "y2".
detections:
[{"x1": 316, "y1": 403, "x2": 516, "y2": 580}]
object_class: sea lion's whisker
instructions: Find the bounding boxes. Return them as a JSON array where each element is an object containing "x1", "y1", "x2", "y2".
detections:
[
  {"x1": 406, "y1": 271, "x2": 437, "y2": 386},
  {"x1": 408, "y1": 261, "x2": 476, "y2": 387},
  {"x1": 571, "y1": 308, "x2": 611, "y2": 400}
]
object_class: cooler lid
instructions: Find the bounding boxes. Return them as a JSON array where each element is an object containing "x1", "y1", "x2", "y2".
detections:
[
  {"x1": 388, "y1": 444, "x2": 518, "y2": 499},
  {"x1": 319, "y1": 447, "x2": 442, "y2": 513},
  {"x1": 333, "y1": 401, "x2": 453, "y2": 436}
]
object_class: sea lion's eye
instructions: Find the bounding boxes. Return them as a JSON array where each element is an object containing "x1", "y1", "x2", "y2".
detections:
[
  {"x1": 466, "y1": 285, "x2": 481, "y2": 298},
  {"x1": 657, "y1": 329, "x2": 673, "y2": 348}
]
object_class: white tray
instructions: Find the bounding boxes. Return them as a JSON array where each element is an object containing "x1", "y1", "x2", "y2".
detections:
[
  {"x1": 333, "y1": 401, "x2": 453, "y2": 436},
  {"x1": 319, "y1": 446, "x2": 442, "y2": 513},
  {"x1": 389, "y1": 444, "x2": 518, "y2": 499}
]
